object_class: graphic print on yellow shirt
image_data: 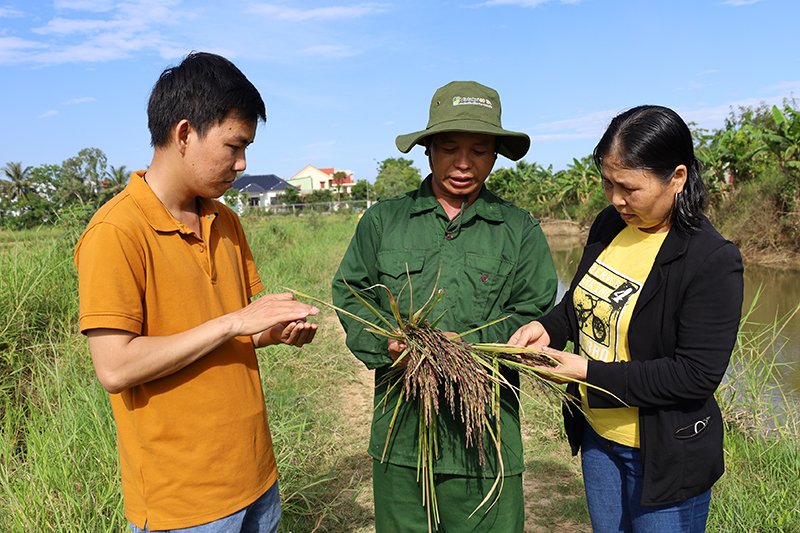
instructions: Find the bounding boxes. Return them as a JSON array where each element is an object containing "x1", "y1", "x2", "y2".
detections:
[
  {"x1": 574, "y1": 262, "x2": 640, "y2": 363},
  {"x1": 573, "y1": 226, "x2": 667, "y2": 447}
]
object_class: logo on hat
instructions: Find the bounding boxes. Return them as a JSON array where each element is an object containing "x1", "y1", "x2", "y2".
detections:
[{"x1": 452, "y1": 96, "x2": 492, "y2": 109}]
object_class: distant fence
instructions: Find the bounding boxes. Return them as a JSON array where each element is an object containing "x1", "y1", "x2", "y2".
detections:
[{"x1": 244, "y1": 200, "x2": 373, "y2": 215}]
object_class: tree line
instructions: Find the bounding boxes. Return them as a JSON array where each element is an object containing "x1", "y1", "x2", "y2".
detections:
[
  {"x1": 356, "y1": 100, "x2": 800, "y2": 258},
  {"x1": 4, "y1": 100, "x2": 798, "y2": 253},
  {"x1": 0, "y1": 148, "x2": 127, "y2": 230}
]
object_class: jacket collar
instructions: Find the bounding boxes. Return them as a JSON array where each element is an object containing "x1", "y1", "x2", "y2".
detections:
[
  {"x1": 409, "y1": 174, "x2": 505, "y2": 224},
  {"x1": 589, "y1": 206, "x2": 690, "y2": 266}
]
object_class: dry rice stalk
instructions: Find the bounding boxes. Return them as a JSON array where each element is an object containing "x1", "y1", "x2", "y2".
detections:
[
  {"x1": 289, "y1": 272, "x2": 618, "y2": 532},
  {"x1": 399, "y1": 321, "x2": 494, "y2": 467}
]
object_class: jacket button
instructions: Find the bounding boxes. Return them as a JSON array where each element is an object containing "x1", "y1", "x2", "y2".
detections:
[
  {"x1": 445, "y1": 233, "x2": 453, "y2": 240},
  {"x1": 481, "y1": 274, "x2": 488, "y2": 282}
]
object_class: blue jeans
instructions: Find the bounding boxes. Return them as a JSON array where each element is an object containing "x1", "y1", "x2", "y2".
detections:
[
  {"x1": 129, "y1": 481, "x2": 280, "y2": 533},
  {"x1": 581, "y1": 423, "x2": 711, "y2": 533}
]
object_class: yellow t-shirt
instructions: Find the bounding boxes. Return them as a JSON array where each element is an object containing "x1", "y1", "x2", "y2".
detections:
[
  {"x1": 75, "y1": 172, "x2": 274, "y2": 530},
  {"x1": 573, "y1": 226, "x2": 667, "y2": 447}
]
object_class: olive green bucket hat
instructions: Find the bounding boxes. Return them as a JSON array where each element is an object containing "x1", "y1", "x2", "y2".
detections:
[{"x1": 395, "y1": 81, "x2": 530, "y2": 161}]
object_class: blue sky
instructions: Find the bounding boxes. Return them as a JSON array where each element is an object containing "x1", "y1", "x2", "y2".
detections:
[{"x1": 1, "y1": 0, "x2": 799, "y2": 184}]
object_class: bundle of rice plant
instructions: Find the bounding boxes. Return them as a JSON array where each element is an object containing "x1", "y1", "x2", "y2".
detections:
[{"x1": 289, "y1": 274, "x2": 612, "y2": 532}]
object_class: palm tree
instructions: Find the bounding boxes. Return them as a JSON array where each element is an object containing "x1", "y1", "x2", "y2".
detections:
[
  {"x1": 1, "y1": 161, "x2": 34, "y2": 202},
  {"x1": 106, "y1": 164, "x2": 129, "y2": 187}
]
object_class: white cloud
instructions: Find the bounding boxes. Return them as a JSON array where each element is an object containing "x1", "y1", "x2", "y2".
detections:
[
  {"x1": 0, "y1": 7, "x2": 25, "y2": 17},
  {"x1": 765, "y1": 80, "x2": 800, "y2": 94},
  {"x1": 527, "y1": 93, "x2": 797, "y2": 145},
  {"x1": 32, "y1": 17, "x2": 124, "y2": 35},
  {"x1": 0, "y1": 35, "x2": 46, "y2": 63},
  {"x1": 680, "y1": 96, "x2": 792, "y2": 126},
  {"x1": 529, "y1": 132, "x2": 600, "y2": 142},
  {"x1": 304, "y1": 140, "x2": 337, "y2": 148},
  {"x1": 65, "y1": 97, "x2": 98, "y2": 104},
  {"x1": 54, "y1": 0, "x2": 117, "y2": 12},
  {"x1": 720, "y1": 0, "x2": 764, "y2": 5},
  {"x1": 248, "y1": 3, "x2": 386, "y2": 21},
  {"x1": 297, "y1": 44, "x2": 358, "y2": 58},
  {"x1": 469, "y1": 0, "x2": 583, "y2": 7},
  {"x1": 37, "y1": 110, "x2": 59, "y2": 118},
  {"x1": 3, "y1": 0, "x2": 184, "y2": 65},
  {"x1": 528, "y1": 109, "x2": 618, "y2": 140}
]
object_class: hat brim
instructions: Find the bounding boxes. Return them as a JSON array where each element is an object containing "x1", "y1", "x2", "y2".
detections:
[{"x1": 395, "y1": 119, "x2": 530, "y2": 161}]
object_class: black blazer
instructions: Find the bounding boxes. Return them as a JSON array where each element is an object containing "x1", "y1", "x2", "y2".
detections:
[{"x1": 539, "y1": 205, "x2": 744, "y2": 505}]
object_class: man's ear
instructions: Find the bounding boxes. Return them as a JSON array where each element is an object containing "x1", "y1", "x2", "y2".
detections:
[{"x1": 174, "y1": 119, "x2": 192, "y2": 155}]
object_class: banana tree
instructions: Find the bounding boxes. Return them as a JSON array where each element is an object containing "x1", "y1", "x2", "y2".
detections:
[
  {"x1": 753, "y1": 105, "x2": 800, "y2": 207},
  {"x1": 760, "y1": 105, "x2": 800, "y2": 179}
]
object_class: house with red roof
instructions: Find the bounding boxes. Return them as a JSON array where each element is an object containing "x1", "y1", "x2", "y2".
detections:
[{"x1": 287, "y1": 165, "x2": 354, "y2": 196}]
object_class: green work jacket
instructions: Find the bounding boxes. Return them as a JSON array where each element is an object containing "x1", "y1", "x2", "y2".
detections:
[{"x1": 332, "y1": 175, "x2": 557, "y2": 477}]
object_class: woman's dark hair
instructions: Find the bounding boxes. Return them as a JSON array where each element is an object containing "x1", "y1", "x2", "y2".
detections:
[
  {"x1": 593, "y1": 105, "x2": 708, "y2": 234},
  {"x1": 147, "y1": 52, "x2": 267, "y2": 148}
]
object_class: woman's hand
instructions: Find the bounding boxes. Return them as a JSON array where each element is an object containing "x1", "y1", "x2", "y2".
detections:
[
  {"x1": 508, "y1": 321, "x2": 551, "y2": 350},
  {"x1": 509, "y1": 321, "x2": 587, "y2": 384},
  {"x1": 534, "y1": 347, "x2": 588, "y2": 385}
]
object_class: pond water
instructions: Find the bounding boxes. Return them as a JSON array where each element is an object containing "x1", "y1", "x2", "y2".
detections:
[{"x1": 544, "y1": 234, "x2": 800, "y2": 405}]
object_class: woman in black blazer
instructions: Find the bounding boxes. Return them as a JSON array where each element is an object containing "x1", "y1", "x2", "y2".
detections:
[{"x1": 510, "y1": 105, "x2": 743, "y2": 533}]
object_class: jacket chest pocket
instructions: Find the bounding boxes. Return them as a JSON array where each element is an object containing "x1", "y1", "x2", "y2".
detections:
[
  {"x1": 376, "y1": 250, "x2": 428, "y2": 313},
  {"x1": 462, "y1": 253, "x2": 514, "y2": 323}
]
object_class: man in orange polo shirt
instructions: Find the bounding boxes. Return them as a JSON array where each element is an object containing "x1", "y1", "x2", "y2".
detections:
[{"x1": 74, "y1": 52, "x2": 318, "y2": 532}]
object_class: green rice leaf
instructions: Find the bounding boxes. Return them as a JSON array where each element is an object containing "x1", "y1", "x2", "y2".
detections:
[
  {"x1": 284, "y1": 287, "x2": 394, "y2": 336},
  {"x1": 429, "y1": 309, "x2": 448, "y2": 330},
  {"x1": 449, "y1": 315, "x2": 512, "y2": 340}
]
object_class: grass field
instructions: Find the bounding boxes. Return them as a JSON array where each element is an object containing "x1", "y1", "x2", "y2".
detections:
[{"x1": 0, "y1": 213, "x2": 797, "y2": 532}]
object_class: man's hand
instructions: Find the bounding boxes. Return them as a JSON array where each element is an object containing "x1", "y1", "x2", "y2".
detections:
[
  {"x1": 88, "y1": 292, "x2": 319, "y2": 393},
  {"x1": 266, "y1": 319, "x2": 318, "y2": 347},
  {"x1": 233, "y1": 292, "x2": 318, "y2": 343},
  {"x1": 388, "y1": 338, "x2": 408, "y2": 368},
  {"x1": 247, "y1": 292, "x2": 319, "y2": 347}
]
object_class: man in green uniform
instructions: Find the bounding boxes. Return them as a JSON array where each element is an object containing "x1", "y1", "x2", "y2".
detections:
[{"x1": 332, "y1": 81, "x2": 557, "y2": 532}]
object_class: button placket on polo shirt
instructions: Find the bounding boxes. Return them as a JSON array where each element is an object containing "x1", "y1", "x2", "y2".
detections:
[{"x1": 198, "y1": 213, "x2": 217, "y2": 284}]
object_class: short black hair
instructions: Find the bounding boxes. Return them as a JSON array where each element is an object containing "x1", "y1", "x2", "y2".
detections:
[
  {"x1": 593, "y1": 105, "x2": 708, "y2": 234},
  {"x1": 147, "y1": 52, "x2": 267, "y2": 148}
]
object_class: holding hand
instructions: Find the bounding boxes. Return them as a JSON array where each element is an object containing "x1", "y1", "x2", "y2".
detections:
[
  {"x1": 241, "y1": 292, "x2": 319, "y2": 348},
  {"x1": 270, "y1": 319, "x2": 318, "y2": 347},
  {"x1": 508, "y1": 321, "x2": 551, "y2": 350},
  {"x1": 388, "y1": 338, "x2": 408, "y2": 368},
  {"x1": 509, "y1": 321, "x2": 588, "y2": 384}
]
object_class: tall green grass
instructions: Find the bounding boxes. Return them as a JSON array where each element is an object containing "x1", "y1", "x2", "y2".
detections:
[
  {"x1": 244, "y1": 213, "x2": 374, "y2": 532},
  {"x1": 0, "y1": 213, "x2": 369, "y2": 532},
  {"x1": 0, "y1": 226, "x2": 122, "y2": 530},
  {"x1": 711, "y1": 294, "x2": 800, "y2": 532},
  {"x1": 1, "y1": 213, "x2": 798, "y2": 532}
]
